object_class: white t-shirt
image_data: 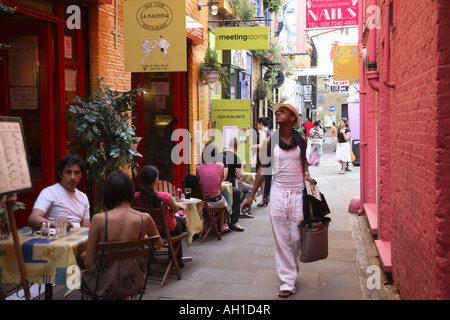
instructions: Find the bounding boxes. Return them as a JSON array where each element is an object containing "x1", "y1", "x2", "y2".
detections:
[
  {"x1": 309, "y1": 127, "x2": 323, "y2": 145},
  {"x1": 33, "y1": 183, "x2": 90, "y2": 228}
]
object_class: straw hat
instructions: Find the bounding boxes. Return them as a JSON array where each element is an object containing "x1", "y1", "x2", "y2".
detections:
[{"x1": 272, "y1": 101, "x2": 301, "y2": 129}]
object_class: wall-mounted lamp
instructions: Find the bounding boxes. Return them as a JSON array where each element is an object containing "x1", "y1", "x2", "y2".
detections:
[{"x1": 198, "y1": 1, "x2": 220, "y2": 15}]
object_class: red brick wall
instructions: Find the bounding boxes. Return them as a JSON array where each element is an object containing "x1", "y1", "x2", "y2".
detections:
[
  {"x1": 89, "y1": 1, "x2": 131, "y2": 92},
  {"x1": 435, "y1": 0, "x2": 450, "y2": 300},
  {"x1": 371, "y1": 0, "x2": 450, "y2": 299}
]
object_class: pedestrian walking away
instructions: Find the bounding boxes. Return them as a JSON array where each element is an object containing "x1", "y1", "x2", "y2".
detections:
[
  {"x1": 308, "y1": 121, "x2": 323, "y2": 166},
  {"x1": 242, "y1": 101, "x2": 315, "y2": 298},
  {"x1": 250, "y1": 117, "x2": 272, "y2": 207}
]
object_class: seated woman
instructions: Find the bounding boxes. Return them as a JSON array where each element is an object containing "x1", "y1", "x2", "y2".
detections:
[
  {"x1": 81, "y1": 170, "x2": 162, "y2": 298},
  {"x1": 132, "y1": 165, "x2": 186, "y2": 267},
  {"x1": 196, "y1": 141, "x2": 229, "y2": 234}
]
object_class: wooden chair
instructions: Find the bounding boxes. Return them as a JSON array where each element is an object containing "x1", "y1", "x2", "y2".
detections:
[
  {"x1": 156, "y1": 180, "x2": 174, "y2": 196},
  {"x1": 191, "y1": 182, "x2": 225, "y2": 243},
  {"x1": 133, "y1": 201, "x2": 187, "y2": 287},
  {"x1": 81, "y1": 236, "x2": 159, "y2": 300}
]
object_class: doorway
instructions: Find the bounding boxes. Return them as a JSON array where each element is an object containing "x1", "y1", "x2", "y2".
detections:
[
  {"x1": 132, "y1": 72, "x2": 187, "y2": 187},
  {"x1": 0, "y1": 2, "x2": 88, "y2": 227}
]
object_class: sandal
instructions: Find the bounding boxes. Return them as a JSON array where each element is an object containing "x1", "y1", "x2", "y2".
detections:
[
  {"x1": 220, "y1": 225, "x2": 230, "y2": 234},
  {"x1": 240, "y1": 212, "x2": 253, "y2": 218},
  {"x1": 277, "y1": 290, "x2": 293, "y2": 298},
  {"x1": 229, "y1": 222, "x2": 244, "y2": 232}
]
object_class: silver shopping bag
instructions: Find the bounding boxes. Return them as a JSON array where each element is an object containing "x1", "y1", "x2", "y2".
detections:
[{"x1": 299, "y1": 217, "x2": 331, "y2": 263}]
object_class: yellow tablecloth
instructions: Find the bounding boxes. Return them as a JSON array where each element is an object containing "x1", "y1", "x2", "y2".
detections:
[
  {"x1": 242, "y1": 172, "x2": 261, "y2": 198},
  {"x1": 176, "y1": 197, "x2": 203, "y2": 245},
  {"x1": 242, "y1": 172, "x2": 256, "y2": 185},
  {"x1": 0, "y1": 227, "x2": 88, "y2": 297},
  {"x1": 220, "y1": 181, "x2": 233, "y2": 216}
]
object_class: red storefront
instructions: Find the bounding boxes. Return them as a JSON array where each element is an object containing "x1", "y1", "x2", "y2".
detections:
[
  {"x1": 0, "y1": 0, "x2": 100, "y2": 227},
  {"x1": 360, "y1": 0, "x2": 450, "y2": 299}
]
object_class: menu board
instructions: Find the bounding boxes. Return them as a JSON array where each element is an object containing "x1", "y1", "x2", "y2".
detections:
[{"x1": 0, "y1": 117, "x2": 34, "y2": 197}]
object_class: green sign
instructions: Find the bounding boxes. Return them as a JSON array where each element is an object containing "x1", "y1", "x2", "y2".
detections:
[
  {"x1": 211, "y1": 100, "x2": 251, "y2": 170},
  {"x1": 215, "y1": 27, "x2": 269, "y2": 50}
]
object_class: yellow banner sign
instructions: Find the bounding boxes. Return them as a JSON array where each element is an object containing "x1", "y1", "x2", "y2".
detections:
[
  {"x1": 124, "y1": 0, "x2": 187, "y2": 72},
  {"x1": 333, "y1": 45, "x2": 359, "y2": 81},
  {"x1": 215, "y1": 27, "x2": 270, "y2": 50}
]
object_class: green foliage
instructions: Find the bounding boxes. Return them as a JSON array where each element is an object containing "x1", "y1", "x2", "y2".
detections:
[
  {"x1": 263, "y1": 0, "x2": 283, "y2": 14},
  {"x1": 258, "y1": 68, "x2": 279, "y2": 103},
  {"x1": 63, "y1": 76, "x2": 143, "y2": 211},
  {"x1": 200, "y1": 46, "x2": 228, "y2": 84},
  {"x1": 0, "y1": 201, "x2": 26, "y2": 214},
  {"x1": 232, "y1": 0, "x2": 257, "y2": 22}
]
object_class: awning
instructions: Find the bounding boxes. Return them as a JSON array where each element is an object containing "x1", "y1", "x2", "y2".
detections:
[{"x1": 186, "y1": 15, "x2": 204, "y2": 45}]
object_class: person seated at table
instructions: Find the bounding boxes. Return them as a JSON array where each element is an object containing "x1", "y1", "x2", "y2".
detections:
[
  {"x1": 132, "y1": 165, "x2": 187, "y2": 267},
  {"x1": 196, "y1": 141, "x2": 242, "y2": 233},
  {"x1": 222, "y1": 137, "x2": 253, "y2": 219},
  {"x1": 81, "y1": 170, "x2": 162, "y2": 298},
  {"x1": 28, "y1": 154, "x2": 90, "y2": 229}
]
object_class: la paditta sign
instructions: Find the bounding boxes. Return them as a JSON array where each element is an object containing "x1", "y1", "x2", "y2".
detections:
[
  {"x1": 215, "y1": 27, "x2": 270, "y2": 50},
  {"x1": 124, "y1": 0, "x2": 187, "y2": 72}
]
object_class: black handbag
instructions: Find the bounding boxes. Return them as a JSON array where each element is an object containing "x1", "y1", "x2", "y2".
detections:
[
  {"x1": 302, "y1": 181, "x2": 330, "y2": 220},
  {"x1": 299, "y1": 181, "x2": 331, "y2": 263}
]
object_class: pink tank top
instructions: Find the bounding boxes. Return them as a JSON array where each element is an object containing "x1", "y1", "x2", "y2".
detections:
[
  {"x1": 196, "y1": 162, "x2": 223, "y2": 196},
  {"x1": 272, "y1": 145, "x2": 304, "y2": 190}
]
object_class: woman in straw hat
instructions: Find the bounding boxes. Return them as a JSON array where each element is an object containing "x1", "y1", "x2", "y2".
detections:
[{"x1": 242, "y1": 101, "x2": 315, "y2": 298}]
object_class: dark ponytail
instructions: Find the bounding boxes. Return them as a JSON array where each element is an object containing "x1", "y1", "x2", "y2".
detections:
[{"x1": 138, "y1": 165, "x2": 162, "y2": 202}]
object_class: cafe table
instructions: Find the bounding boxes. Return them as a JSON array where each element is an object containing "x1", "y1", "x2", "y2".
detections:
[
  {"x1": 0, "y1": 227, "x2": 89, "y2": 299},
  {"x1": 175, "y1": 197, "x2": 203, "y2": 245}
]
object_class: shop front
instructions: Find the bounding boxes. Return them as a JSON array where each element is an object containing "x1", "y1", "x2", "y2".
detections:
[{"x1": 0, "y1": 0, "x2": 96, "y2": 227}]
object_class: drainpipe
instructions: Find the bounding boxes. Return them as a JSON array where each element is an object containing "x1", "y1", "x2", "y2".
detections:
[
  {"x1": 367, "y1": 0, "x2": 380, "y2": 92},
  {"x1": 384, "y1": 0, "x2": 395, "y2": 88},
  {"x1": 358, "y1": 0, "x2": 367, "y2": 213}
]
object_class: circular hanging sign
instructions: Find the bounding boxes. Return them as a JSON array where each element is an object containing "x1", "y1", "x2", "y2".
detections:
[{"x1": 264, "y1": 69, "x2": 285, "y2": 89}]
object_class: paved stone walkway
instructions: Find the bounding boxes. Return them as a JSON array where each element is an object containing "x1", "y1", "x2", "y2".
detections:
[{"x1": 141, "y1": 141, "x2": 393, "y2": 301}]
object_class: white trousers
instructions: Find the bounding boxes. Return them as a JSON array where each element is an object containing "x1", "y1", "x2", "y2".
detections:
[{"x1": 269, "y1": 185, "x2": 304, "y2": 293}]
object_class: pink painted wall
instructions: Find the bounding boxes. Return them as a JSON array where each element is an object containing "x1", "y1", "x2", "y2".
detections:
[{"x1": 364, "y1": 0, "x2": 450, "y2": 299}]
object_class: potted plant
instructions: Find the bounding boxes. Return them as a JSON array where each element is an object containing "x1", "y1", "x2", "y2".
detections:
[
  {"x1": 258, "y1": 67, "x2": 281, "y2": 102},
  {"x1": 200, "y1": 46, "x2": 228, "y2": 84},
  {"x1": 232, "y1": 0, "x2": 257, "y2": 25},
  {"x1": 63, "y1": 76, "x2": 143, "y2": 212}
]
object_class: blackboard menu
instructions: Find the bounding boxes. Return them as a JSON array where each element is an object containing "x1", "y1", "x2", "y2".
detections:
[{"x1": 0, "y1": 117, "x2": 34, "y2": 197}]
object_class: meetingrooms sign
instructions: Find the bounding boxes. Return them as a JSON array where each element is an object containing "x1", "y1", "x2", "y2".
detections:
[{"x1": 215, "y1": 27, "x2": 270, "y2": 50}]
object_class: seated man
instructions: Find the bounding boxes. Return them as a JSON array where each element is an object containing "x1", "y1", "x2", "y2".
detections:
[
  {"x1": 28, "y1": 154, "x2": 90, "y2": 229},
  {"x1": 222, "y1": 138, "x2": 253, "y2": 223}
]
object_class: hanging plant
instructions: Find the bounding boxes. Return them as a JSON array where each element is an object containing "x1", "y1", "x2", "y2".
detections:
[
  {"x1": 258, "y1": 67, "x2": 279, "y2": 102},
  {"x1": 231, "y1": 0, "x2": 257, "y2": 24},
  {"x1": 263, "y1": 0, "x2": 282, "y2": 14},
  {"x1": 200, "y1": 46, "x2": 228, "y2": 84}
]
